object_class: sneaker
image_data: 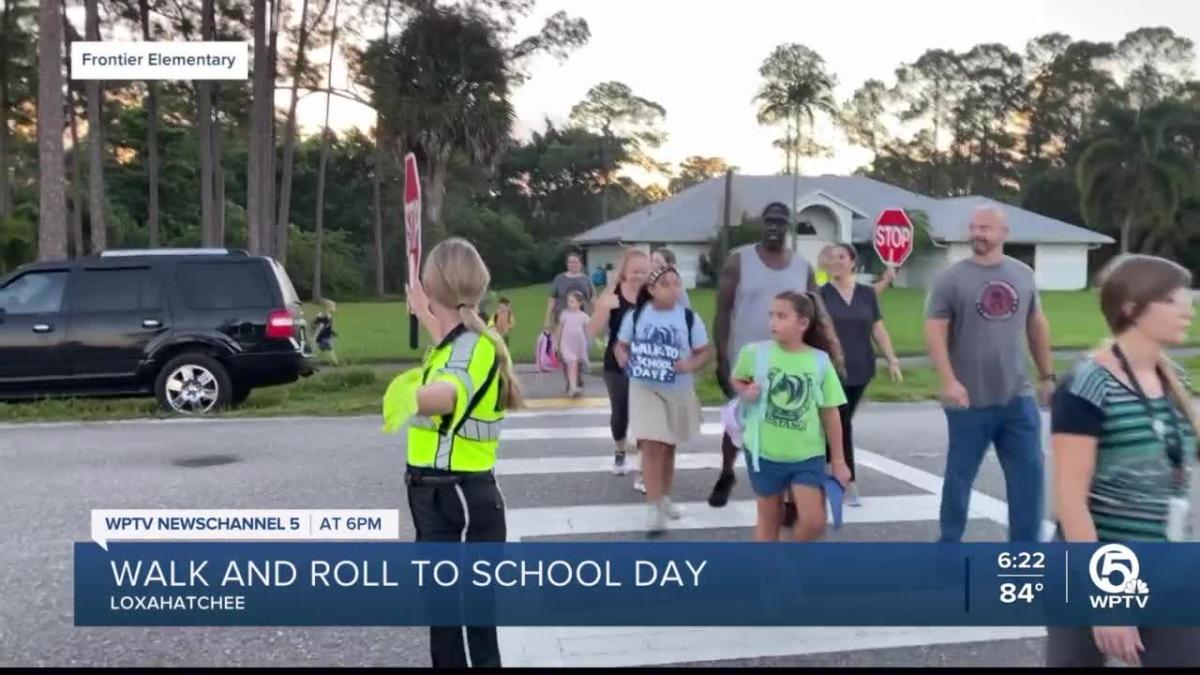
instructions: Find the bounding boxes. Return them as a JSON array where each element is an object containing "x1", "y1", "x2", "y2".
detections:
[
  {"x1": 846, "y1": 482, "x2": 862, "y2": 507},
  {"x1": 707, "y1": 471, "x2": 736, "y2": 507},
  {"x1": 632, "y1": 473, "x2": 646, "y2": 494},
  {"x1": 781, "y1": 501, "x2": 798, "y2": 528},
  {"x1": 646, "y1": 502, "x2": 667, "y2": 533},
  {"x1": 661, "y1": 497, "x2": 682, "y2": 520},
  {"x1": 612, "y1": 452, "x2": 629, "y2": 476}
]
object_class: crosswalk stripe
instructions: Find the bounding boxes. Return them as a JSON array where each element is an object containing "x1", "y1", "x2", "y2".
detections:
[
  {"x1": 502, "y1": 422, "x2": 724, "y2": 441},
  {"x1": 505, "y1": 494, "x2": 944, "y2": 540},
  {"x1": 498, "y1": 625, "x2": 1047, "y2": 667}
]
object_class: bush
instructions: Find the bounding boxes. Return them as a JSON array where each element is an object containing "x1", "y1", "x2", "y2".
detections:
[
  {"x1": 285, "y1": 225, "x2": 367, "y2": 300},
  {"x1": 701, "y1": 216, "x2": 763, "y2": 283}
]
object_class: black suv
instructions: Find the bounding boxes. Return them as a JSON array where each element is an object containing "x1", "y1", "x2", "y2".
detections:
[{"x1": 0, "y1": 249, "x2": 314, "y2": 413}]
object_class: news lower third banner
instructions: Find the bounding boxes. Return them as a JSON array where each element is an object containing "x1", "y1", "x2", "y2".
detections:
[{"x1": 74, "y1": 541, "x2": 1200, "y2": 627}]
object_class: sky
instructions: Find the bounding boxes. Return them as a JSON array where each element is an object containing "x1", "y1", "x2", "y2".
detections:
[{"x1": 294, "y1": 0, "x2": 1200, "y2": 186}]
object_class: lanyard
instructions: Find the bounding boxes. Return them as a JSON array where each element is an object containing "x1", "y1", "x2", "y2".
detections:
[{"x1": 1111, "y1": 343, "x2": 1184, "y2": 471}]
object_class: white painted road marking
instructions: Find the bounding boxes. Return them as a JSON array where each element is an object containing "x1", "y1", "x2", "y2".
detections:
[{"x1": 493, "y1": 422, "x2": 1054, "y2": 667}]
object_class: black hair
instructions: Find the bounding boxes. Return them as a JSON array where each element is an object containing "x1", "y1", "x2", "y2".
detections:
[
  {"x1": 636, "y1": 265, "x2": 680, "y2": 307},
  {"x1": 832, "y1": 243, "x2": 857, "y2": 261},
  {"x1": 497, "y1": 297, "x2": 511, "y2": 305},
  {"x1": 654, "y1": 247, "x2": 678, "y2": 266}
]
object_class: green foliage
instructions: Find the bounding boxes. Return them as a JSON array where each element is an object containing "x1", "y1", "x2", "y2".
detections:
[
  {"x1": 699, "y1": 216, "x2": 764, "y2": 285},
  {"x1": 285, "y1": 225, "x2": 367, "y2": 300},
  {"x1": 668, "y1": 156, "x2": 734, "y2": 194}
]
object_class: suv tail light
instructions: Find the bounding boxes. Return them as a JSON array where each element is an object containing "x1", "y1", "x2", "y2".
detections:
[{"x1": 266, "y1": 310, "x2": 296, "y2": 339}]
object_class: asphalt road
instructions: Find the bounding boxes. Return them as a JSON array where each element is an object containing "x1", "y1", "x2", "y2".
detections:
[{"x1": 2, "y1": 401, "x2": 1198, "y2": 667}]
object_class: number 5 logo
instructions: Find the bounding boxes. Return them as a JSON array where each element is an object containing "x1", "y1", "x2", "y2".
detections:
[{"x1": 1089, "y1": 544, "x2": 1140, "y2": 594}]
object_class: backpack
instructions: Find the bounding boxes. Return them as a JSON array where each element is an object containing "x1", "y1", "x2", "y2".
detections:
[
  {"x1": 630, "y1": 303, "x2": 697, "y2": 350},
  {"x1": 722, "y1": 342, "x2": 831, "y2": 472},
  {"x1": 535, "y1": 330, "x2": 560, "y2": 373}
]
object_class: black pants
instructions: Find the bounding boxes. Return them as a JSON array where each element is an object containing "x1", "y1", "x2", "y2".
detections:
[
  {"x1": 826, "y1": 383, "x2": 868, "y2": 481},
  {"x1": 406, "y1": 469, "x2": 507, "y2": 668},
  {"x1": 1047, "y1": 626, "x2": 1200, "y2": 666},
  {"x1": 603, "y1": 369, "x2": 630, "y2": 444}
]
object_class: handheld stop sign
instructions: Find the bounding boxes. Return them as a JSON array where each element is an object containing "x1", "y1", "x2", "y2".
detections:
[
  {"x1": 873, "y1": 208, "x2": 915, "y2": 269},
  {"x1": 404, "y1": 152, "x2": 421, "y2": 350}
]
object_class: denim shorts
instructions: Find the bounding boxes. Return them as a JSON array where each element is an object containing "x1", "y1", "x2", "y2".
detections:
[{"x1": 744, "y1": 452, "x2": 827, "y2": 498}]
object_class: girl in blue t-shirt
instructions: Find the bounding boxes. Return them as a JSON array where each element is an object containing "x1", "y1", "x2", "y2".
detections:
[{"x1": 615, "y1": 265, "x2": 712, "y2": 535}]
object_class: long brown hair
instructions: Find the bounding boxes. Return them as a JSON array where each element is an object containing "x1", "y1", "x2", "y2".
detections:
[
  {"x1": 775, "y1": 290, "x2": 846, "y2": 378},
  {"x1": 422, "y1": 238, "x2": 524, "y2": 410},
  {"x1": 1097, "y1": 254, "x2": 1196, "y2": 435}
]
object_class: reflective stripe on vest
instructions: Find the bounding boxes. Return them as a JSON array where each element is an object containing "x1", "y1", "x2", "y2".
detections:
[
  {"x1": 407, "y1": 327, "x2": 504, "y2": 472},
  {"x1": 459, "y1": 418, "x2": 502, "y2": 442}
]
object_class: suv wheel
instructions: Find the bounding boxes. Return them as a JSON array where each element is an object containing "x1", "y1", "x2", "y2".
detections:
[{"x1": 155, "y1": 353, "x2": 233, "y2": 414}]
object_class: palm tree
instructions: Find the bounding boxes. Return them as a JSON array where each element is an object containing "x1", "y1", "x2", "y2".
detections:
[
  {"x1": 754, "y1": 44, "x2": 837, "y2": 212},
  {"x1": 1077, "y1": 100, "x2": 1198, "y2": 254},
  {"x1": 361, "y1": 6, "x2": 514, "y2": 235},
  {"x1": 36, "y1": 0, "x2": 67, "y2": 260}
]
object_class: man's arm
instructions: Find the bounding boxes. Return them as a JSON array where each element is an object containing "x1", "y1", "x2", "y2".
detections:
[
  {"x1": 713, "y1": 252, "x2": 740, "y2": 365},
  {"x1": 543, "y1": 296, "x2": 556, "y2": 330},
  {"x1": 925, "y1": 318, "x2": 956, "y2": 385},
  {"x1": 806, "y1": 264, "x2": 817, "y2": 292},
  {"x1": 1027, "y1": 308, "x2": 1054, "y2": 380}
]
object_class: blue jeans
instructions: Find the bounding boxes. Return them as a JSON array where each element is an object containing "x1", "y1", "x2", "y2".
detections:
[{"x1": 938, "y1": 396, "x2": 1043, "y2": 543}]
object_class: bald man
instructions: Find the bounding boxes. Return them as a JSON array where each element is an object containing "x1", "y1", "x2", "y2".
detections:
[{"x1": 924, "y1": 205, "x2": 1055, "y2": 543}]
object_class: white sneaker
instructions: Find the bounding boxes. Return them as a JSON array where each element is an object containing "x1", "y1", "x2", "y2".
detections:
[
  {"x1": 646, "y1": 502, "x2": 667, "y2": 533},
  {"x1": 612, "y1": 453, "x2": 630, "y2": 476},
  {"x1": 846, "y1": 482, "x2": 862, "y2": 507},
  {"x1": 661, "y1": 497, "x2": 682, "y2": 520},
  {"x1": 632, "y1": 474, "x2": 646, "y2": 494}
]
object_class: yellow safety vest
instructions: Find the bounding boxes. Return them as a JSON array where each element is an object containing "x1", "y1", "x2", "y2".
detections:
[
  {"x1": 815, "y1": 269, "x2": 830, "y2": 286},
  {"x1": 407, "y1": 325, "x2": 504, "y2": 472}
]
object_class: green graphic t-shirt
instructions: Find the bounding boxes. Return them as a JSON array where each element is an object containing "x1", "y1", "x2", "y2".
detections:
[{"x1": 732, "y1": 343, "x2": 847, "y2": 462}]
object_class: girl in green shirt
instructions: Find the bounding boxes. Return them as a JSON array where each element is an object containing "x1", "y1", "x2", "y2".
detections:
[{"x1": 732, "y1": 291, "x2": 851, "y2": 542}]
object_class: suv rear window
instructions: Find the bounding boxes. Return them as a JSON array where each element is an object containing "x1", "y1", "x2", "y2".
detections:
[
  {"x1": 176, "y1": 261, "x2": 274, "y2": 310},
  {"x1": 268, "y1": 258, "x2": 301, "y2": 307}
]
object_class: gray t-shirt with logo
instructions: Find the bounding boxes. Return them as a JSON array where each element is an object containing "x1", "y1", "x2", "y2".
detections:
[{"x1": 925, "y1": 257, "x2": 1040, "y2": 408}]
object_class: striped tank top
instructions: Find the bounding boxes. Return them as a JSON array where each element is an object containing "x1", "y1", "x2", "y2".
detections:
[{"x1": 1052, "y1": 358, "x2": 1196, "y2": 541}]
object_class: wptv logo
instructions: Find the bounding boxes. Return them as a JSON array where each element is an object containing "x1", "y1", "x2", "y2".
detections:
[{"x1": 1088, "y1": 544, "x2": 1150, "y2": 609}]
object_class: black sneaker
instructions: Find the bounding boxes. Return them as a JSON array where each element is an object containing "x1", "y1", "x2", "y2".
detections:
[
  {"x1": 707, "y1": 471, "x2": 736, "y2": 507},
  {"x1": 781, "y1": 501, "x2": 798, "y2": 528}
]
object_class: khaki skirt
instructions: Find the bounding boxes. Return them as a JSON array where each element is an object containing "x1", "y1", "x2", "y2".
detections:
[{"x1": 627, "y1": 381, "x2": 702, "y2": 446}]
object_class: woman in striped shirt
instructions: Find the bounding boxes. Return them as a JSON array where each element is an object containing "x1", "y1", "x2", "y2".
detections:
[{"x1": 1049, "y1": 255, "x2": 1198, "y2": 667}]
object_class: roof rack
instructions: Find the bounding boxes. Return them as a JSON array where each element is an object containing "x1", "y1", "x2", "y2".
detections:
[{"x1": 98, "y1": 248, "x2": 248, "y2": 257}]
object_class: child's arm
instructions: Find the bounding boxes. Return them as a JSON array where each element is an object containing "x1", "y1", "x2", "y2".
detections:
[
  {"x1": 676, "y1": 344, "x2": 713, "y2": 373},
  {"x1": 614, "y1": 341, "x2": 631, "y2": 369},
  {"x1": 821, "y1": 406, "x2": 851, "y2": 486},
  {"x1": 730, "y1": 375, "x2": 760, "y2": 401}
]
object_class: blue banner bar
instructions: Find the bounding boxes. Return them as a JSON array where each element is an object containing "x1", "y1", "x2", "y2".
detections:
[{"x1": 73, "y1": 542, "x2": 1198, "y2": 627}]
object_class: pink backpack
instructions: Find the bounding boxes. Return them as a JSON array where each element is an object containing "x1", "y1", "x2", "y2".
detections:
[{"x1": 535, "y1": 331, "x2": 560, "y2": 373}]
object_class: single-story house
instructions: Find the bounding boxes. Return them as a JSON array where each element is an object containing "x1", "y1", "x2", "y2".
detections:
[{"x1": 573, "y1": 174, "x2": 1114, "y2": 291}]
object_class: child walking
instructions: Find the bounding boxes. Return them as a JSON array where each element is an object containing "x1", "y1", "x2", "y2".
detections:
[
  {"x1": 731, "y1": 291, "x2": 851, "y2": 542},
  {"x1": 555, "y1": 291, "x2": 590, "y2": 398},
  {"x1": 615, "y1": 265, "x2": 712, "y2": 534},
  {"x1": 489, "y1": 296, "x2": 516, "y2": 346},
  {"x1": 313, "y1": 299, "x2": 339, "y2": 366}
]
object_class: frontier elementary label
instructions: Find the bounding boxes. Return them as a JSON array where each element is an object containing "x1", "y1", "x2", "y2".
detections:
[{"x1": 71, "y1": 42, "x2": 249, "y2": 81}]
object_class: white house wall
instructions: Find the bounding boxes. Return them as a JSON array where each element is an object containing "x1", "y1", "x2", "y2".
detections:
[{"x1": 1034, "y1": 244, "x2": 1090, "y2": 290}]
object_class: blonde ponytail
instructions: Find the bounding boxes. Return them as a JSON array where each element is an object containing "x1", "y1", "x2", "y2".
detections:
[
  {"x1": 461, "y1": 305, "x2": 525, "y2": 411},
  {"x1": 1160, "y1": 356, "x2": 1199, "y2": 447}
]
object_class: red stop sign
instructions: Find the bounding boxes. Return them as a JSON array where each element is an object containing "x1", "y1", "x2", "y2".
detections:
[{"x1": 873, "y1": 208, "x2": 915, "y2": 267}]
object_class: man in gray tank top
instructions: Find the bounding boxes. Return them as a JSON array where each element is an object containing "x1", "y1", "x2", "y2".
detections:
[{"x1": 708, "y1": 201, "x2": 816, "y2": 508}]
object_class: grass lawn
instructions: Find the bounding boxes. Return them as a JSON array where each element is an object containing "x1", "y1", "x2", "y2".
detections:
[
  {"x1": 5, "y1": 357, "x2": 1198, "y2": 424},
  {"x1": 307, "y1": 286, "x2": 1200, "y2": 365}
]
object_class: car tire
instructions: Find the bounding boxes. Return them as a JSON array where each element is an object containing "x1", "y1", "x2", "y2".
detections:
[{"x1": 154, "y1": 352, "x2": 233, "y2": 415}]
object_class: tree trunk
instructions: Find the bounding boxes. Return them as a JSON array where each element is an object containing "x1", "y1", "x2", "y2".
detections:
[
  {"x1": 68, "y1": 87, "x2": 84, "y2": 257},
  {"x1": 264, "y1": 0, "x2": 281, "y2": 257},
  {"x1": 423, "y1": 144, "x2": 450, "y2": 236},
  {"x1": 275, "y1": 0, "x2": 316, "y2": 265},
  {"x1": 1121, "y1": 210, "x2": 1133, "y2": 254},
  {"x1": 247, "y1": 0, "x2": 272, "y2": 255},
  {"x1": 312, "y1": 0, "x2": 341, "y2": 301},
  {"x1": 0, "y1": 0, "x2": 12, "y2": 220},
  {"x1": 214, "y1": 102, "x2": 225, "y2": 243},
  {"x1": 197, "y1": 0, "x2": 215, "y2": 245},
  {"x1": 138, "y1": 0, "x2": 158, "y2": 247},
  {"x1": 85, "y1": 0, "x2": 105, "y2": 251},
  {"x1": 371, "y1": 0, "x2": 391, "y2": 297},
  {"x1": 599, "y1": 132, "x2": 609, "y2": 224},
  {"x1": 36, "y1": 0, "x2": 67, "y2": 261}
]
